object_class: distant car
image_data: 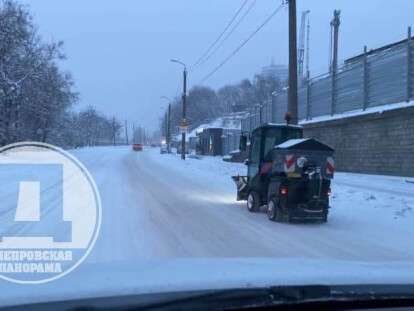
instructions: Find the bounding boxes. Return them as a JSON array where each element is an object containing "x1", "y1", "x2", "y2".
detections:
[
  {"x1": 132, "y1": 143, "x2": 143, "y2": 151},
  {"x1": 160, "y1": 145, "x2": 168, "y2": 154}
]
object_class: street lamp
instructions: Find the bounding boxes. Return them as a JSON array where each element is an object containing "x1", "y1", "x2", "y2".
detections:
[
  {"x1": 170, "y1": 59, "x2": 188, "y2": 160},
  {"x1": 160, "y1": 96, "x2": 172, "y2": 153},
  {"x1": 170, "y1": 59, "x2": 187, "y2": 69},
  {"x1": 161, "y1": 96, "x2": 171, "y2": 101}
]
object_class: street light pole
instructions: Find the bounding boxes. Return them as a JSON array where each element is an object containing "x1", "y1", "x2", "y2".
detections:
[
  {"x1": 164, "y1": 110, "x2": 168, "y2": 142},
  {"x1": 182, "y1": 68, "x2": 187, "y2": 160},
  {"x1": 170, "y1": 59, "x2": 188, "y2": 160}
]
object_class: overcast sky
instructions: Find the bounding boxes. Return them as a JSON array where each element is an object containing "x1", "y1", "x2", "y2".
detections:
[{"x1": 21, "y1": 0, "x2": 414, "y2": 131}]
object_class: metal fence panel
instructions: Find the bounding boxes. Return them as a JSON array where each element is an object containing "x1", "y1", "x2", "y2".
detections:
[
  {"x1": 309, "y1": 76, "x2": 331, "y2": 117},
  {"x1": 368, "y1": 45, "x2": 407, "y2": 107},
  {"x1": 335, "y1": 63, "x2": 364, "y2": 113},
  {"x1": 298, "y1": 87, "x2": 307, "y2": 120},
  {"x1": 410, "y1": 41, "x2": 414, "y2": 98},
  {"x1": 273, "y1": 92, "x2": 288, "y2": 123},
  {"x1": 240, "y1": 36, "x2": 413, "y2": 133},
  {"x1": 241, "y1": 117, "x2": 249, "y2": 133},
  {"x1": 263, "y1": 99, "x2": 272, "y2": 123}
]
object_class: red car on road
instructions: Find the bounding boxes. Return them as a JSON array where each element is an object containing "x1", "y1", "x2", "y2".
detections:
[{"x1": 132, "y1": 143, "x2": 143, "y2": 151}]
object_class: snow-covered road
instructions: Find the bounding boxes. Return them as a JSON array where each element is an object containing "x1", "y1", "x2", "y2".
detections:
[
  {"x1": 72, "y1": 146, "x2": 414, "y2": 262},
  {"x1": 1, "y1": 145, "x2": 414, "y2": 307}
]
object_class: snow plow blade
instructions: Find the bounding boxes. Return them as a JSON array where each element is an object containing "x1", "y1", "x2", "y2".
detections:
[{"x1": 231, "y1": 175, "x2": 248, "y2": 201}]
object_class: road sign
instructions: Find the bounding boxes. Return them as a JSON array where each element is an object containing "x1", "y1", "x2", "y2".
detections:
[{"x1": 179, "y1": 119, "x2": 189, "y2": 133}]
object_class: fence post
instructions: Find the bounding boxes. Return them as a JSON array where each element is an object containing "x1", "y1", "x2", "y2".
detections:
[
  {"x1": 363, "y1": 45, "x2": 369, "y2": 110},
  {"x1": 407, "y1": 26, "x2": 412, "y2": 102},
  {"x1": 306, "y1": 71, "x2": 311, "y2": 119}
]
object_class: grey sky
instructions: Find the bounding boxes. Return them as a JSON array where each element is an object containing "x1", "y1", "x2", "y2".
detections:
[{"x1": 21, "y1": 0, "x2": 414, "y2": 131}]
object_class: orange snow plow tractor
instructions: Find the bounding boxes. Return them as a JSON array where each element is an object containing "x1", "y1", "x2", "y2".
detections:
[{"x1": 132, "y1": 143, "x2": 143, "y2": 151}]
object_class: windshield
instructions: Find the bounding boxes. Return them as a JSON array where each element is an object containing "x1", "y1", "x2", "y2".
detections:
[
  {"x1": 263, "y1": 127, "x2": 303, "y2": 157},
  {"x1": 1, "y1": 0, "x2": 414, "y2": 309}
]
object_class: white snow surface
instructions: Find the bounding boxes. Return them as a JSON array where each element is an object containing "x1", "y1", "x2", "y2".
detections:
[{"x1": 0, "y1": 146, "x2": 414, "y2": 307}]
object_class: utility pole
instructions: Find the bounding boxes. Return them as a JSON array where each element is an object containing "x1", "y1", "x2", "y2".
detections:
[
  {"x1": 124, "y1": 120, "x2": 129, "y2": 145},
  {"x1": 132, "y1": 123, "x2": 135, "y2": 144},
  {"x1": 288, "y1": 0, "x2": 299, "y2": 125},
  {"x1": 171, "y1": 59, "x2": 188, "y2": 160},
  {"x1": 164, "y1": 111, "x2": 167, "y2": 141}
]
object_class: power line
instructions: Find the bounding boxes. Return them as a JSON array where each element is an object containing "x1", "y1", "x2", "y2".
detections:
[
  {"x1": 196, "y1": 0, "x2": 256, "y2": 69},
  {"x1": 191, "y1": 0, "x2": 249, "y2": 70},
  {"x1": 199, "y1": 2, "x2": 285, "y2": 84}
]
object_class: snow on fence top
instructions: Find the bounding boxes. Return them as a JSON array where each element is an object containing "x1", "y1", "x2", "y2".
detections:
[{"x1": 300, "y1": 100, "x2": 414, "y2": 125}]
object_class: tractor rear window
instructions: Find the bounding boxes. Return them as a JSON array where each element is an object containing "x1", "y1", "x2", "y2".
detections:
[
  {"x1": 264, "y1": 129, "x2": 282, "y2": 157},
  {"x1": 284, "y1": 129, "x2": 303, "y2": 141},
  {"x1": 263, "y1": 128, "x2": 303, "y2": 157}
]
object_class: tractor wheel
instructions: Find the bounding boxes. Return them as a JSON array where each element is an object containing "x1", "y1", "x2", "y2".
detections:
[
  {"x1": 267, "y1": 198, "x2": 282, "y2": 222},
  {"x1": 247, "y1": 191, "x2": 260, "y2": 213}
]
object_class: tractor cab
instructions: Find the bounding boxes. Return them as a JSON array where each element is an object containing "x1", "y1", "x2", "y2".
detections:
[
  {"x1": 235, "y1": 124, "x2": 303, "y2": 200},
  {"x1": 245, "y1": 124, "x2": 303, "y2": 182}
]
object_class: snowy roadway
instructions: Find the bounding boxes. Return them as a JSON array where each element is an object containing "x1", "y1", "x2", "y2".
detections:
[
  {"x1": 72, "y1": 146, "x2": 414, "y2": 262},
  {"x1": 1, "y1": 145, "x2": 414, "y2": 307}
]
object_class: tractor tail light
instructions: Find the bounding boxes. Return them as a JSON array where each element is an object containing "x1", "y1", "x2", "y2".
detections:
[
  {"x1": 280, "y1": 186, "x2": 288, "y2": 196},
  {"x1": 327, "y1": 188, "x2": 332, "y2": 197}
]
